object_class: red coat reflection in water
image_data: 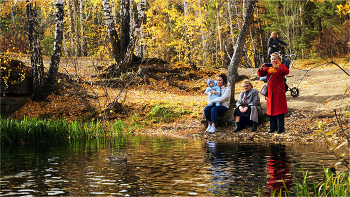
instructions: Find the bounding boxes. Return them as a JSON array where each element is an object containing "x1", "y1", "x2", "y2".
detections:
[{"x1": 266, "y1": 144, "x2": 293, "y2": 195}]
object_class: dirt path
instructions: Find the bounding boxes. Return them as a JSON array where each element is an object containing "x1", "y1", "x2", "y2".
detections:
[{"x1": 239, "y1": 67, "x2": 350, "y2": 113}]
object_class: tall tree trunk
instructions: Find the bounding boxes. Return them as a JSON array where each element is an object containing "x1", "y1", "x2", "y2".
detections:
[
  {"x1": 47, "y1": 0, "x2": 64, "y2": 89},
  {"x1": 11, "y1": 4, "x2": 17, "y2": 48},
  {"x1": 26, "y1": 0, "x2": 44, "y2": 100},
  {"x1": 71, "y1": 0, "x2": 81, "y2": 56},
  {"x1": 227, "y1": 0, "x2": 257, "y2": 103},
  {"x1": 105, "y1": 0, "x2": 146, "y2": 111},
  {"x1": 200, "y1": 0, "x2": 206, "y2": 66},
  {"x1": 103, "y1": 0, "x2": 146, "y2": 71},
  {"x1": 216, "y1": 3, "x2": 224, "y2": 67},
  {"x1": 250, "y1": 27, "x2": 259, "y2": 68},
  {"x1": 66, "y1": 0, "x2": 74, "y2": 57},
  {"x1": 62, "y1": 29, "x2": 69, "y2": 57},
  {"x1": 135, "y1": 25, "x2": 143, "y2": 57},
  {"x1": 130, "y1": 0, "x2": 135, "y2": 33},
  {"x1": 121, "y1": 0, "x2": 146, "y2": 70},
  {"x1": 80, "y1": 0, "x2": 87, "y2": 56},
  {"x1": 183, "y1": 0, "x2": 193, "y2": 68},
  {"x1": 119, "y1": 0, "x2": 130, "y2": 57},
  {"x1": 103, "y1": 0, "x2": 120, "y2": 62},
  {"x1": 227, "y1": 0, "x2": 235, "y2": 45}
]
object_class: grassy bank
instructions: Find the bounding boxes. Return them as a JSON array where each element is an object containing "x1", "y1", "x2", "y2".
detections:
[
  {"x1": 1, "y1": 103, "x2": 191, "y2": 144},
  {"x1": 256, "y1": 167, "x2": 350, "y2": 197},
  {"x1": 0, "y1": 117, "x2": 124, "y2": 144}
]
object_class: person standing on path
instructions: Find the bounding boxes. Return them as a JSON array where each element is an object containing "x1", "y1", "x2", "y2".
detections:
[
  {"x1": 257, "y1": 52, "x2": 289, "y2": 134},
  {"x1": 268, "y1": 32, "x2": 288, "y2": 56}
]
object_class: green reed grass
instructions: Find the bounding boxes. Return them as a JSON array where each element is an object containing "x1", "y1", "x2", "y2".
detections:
[
  {"x1": 0, "y1": 117, "x2": 122, "y2": 144},
  {"x1": 147, "y1": 104, "x2": 190, "y2": 123},
  {"x1": 261, "y1": 167, "x2": 350, "y2": 197}
]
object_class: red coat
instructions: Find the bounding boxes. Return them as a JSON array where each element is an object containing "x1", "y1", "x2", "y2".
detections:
[{"x1": 257, "y1": 65, "x2": 289, "y2": 116}]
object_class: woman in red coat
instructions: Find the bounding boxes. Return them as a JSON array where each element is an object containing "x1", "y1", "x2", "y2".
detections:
[{"x1": 257, "y1": 52, "x2": 289, "y2": 134}]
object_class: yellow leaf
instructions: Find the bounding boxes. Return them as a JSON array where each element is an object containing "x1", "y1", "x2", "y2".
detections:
[{"x1": 326, "y1": 127, "x2": 339, "y2": 137}]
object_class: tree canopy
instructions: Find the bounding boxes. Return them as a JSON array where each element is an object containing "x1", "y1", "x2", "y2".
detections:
[{"x1": 1, "y1": 0, "x2": 349, "y2": 68}]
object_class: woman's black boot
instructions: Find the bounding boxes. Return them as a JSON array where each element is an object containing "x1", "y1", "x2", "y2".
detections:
[
  {"x1": 251, "y1": 122, "x2": 257, "y2": 132},
  {"x1": 277, "y1": 114, "x2": 285, "y2": 134},
  {"x1": 269, "y1": 116, "x2": 278, "y2": 133},
  {"x1": 233, "y1": 122, "x2": 242, "y2": 133}
]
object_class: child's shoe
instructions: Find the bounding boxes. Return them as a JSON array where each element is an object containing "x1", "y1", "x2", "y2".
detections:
[
  {"x1": 209, "y1": 126, "x2": 216, "y2": 133},
  {"x1": 206, "y1": 124, "x2": 212, "y2": 132}
]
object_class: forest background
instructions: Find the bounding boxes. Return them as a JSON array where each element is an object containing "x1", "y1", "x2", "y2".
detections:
[
  {"x1": 1, "y1": 0, "x2": 350, "y2": 138},
  {"x1": 2, "y1": 0, "x2": 349, "y2": 65}
]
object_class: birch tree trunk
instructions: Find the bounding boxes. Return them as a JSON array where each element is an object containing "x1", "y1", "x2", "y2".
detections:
[
  {"x1": 121, "y1": 0, "x2": 146, "y2": 70},
  {"x1": 79, "y1": 0, "x2": 87, "y2": 56},
  {"x1": 130, "y1": 0, "x2": 135, "y2": 33},
  {"x1": 135, "y1": 25, "x2": 143, "y2": 57},
  {"x1": 200, "y1": 0, "x2": 206, "y2": 66},
  {"x1": 11, "y1": 3, "x2": 17, "y2": 47},
  {"x1": 183, "y1": 1, "x2": 192, "y2": 67},
  {"x1": 103, "y1": 0, "x2": 146, "y2": 71},
  {"x1": 71, "y1": 0, "x2": 81, "y2": 56},
  {"x1": 103, "y1": 0, "x2": 120, "y2": 62},
  {"x1": 227, "y1": 0, "x2": 235, "y2": 45},
  {"x1": 227, "y1": 0, "x2": 257, "y2": 103},
  {"x1": 120, "y1": 0, "x2": 130, "y2": 57},
  {"x1": 66, "y1": 0, "x2": 74, "y2": 57},
  {"x1": 26, "y1": 0, "x2": 44, "y2": 100},
  {"x1": 216, "y1": 3, "x2": 224, "y2": 67},
  {"x1": 105, "y1": 0, "x2": 146, "y2": 111},
  {"x1": 47, "y1": 0, "x2": 64, "y2": 88},
  {"x1": 62, "y1": 30, "x2": 69, "y2": 57}
]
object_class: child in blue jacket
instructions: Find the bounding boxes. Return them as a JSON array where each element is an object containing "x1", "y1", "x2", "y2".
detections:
[{"x1": 204, "y1": 78, "x2": 221, "y2": 106}]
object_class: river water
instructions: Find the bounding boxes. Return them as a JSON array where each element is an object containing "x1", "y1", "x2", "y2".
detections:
[{"x1": 0, "y1": 135, "x2": 342, "y2": 196}]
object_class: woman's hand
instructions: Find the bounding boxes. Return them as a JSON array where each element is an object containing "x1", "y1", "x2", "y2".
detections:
[
  {"x1": 239, "y1": 106, "x2": 248, "y2": 113},
  {"x1": 259, "y1": 63, "x2": 267, "y2": 72},
  {"x1": 210, "y1": 90, "x2": 219, "y2": 95},
  {"x1": 272, "y1": 63, "x2": 279, "y2": 69}
]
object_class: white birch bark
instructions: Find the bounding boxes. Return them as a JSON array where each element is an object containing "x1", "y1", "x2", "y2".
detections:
[
  {"x1": 216, "y1": 4, "x2": 224, "y2": 66},
  {"x1": 80, "y1": 0, "x2": 87, "y2": 56},
  {"x1": 71, "y1": 0, "x2": 81, "y2": 56},
  {"x1": 103, "y1": 0, "x2": 120, "y2": 62},
  {"x1": 47, "y1": 0, "x2": 64, "y2": 87},
  {"x1": 66, "y1": 0, "x2": 74, "y2": 57},
  {"x1": 62, "y1": 30, "x2": 69, "y2": 57},
  {"x1": 130, "y1": 0, "x2": 135, "y2": 33},
  {"x1": 121, "y1": 0, "x2": 147, "y2": 69},
  {"x1": 199, "y1": 0, "x2": 206, "y2": 66},
  {"x1": 227, "y1": 0, "x2": 235, "y2": 45},
  {"x1": 26, "y1": 0, "x2": 44, "y2": 99}
]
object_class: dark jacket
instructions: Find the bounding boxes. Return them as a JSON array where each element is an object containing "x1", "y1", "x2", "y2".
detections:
[{"x1": 268, "y1": 38, "x2": 288, "y2": 55}]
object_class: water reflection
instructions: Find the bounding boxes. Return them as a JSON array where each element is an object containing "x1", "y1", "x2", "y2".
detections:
[
  {"x1": 0, "y1": 137, "x2": 343, "y2": 196},
  {"x1": 204, "y1": 141, "x2": 269, "y2": 195},
  {"x1": 266, "y1": 144, "x2": 293, "y2": 195}
]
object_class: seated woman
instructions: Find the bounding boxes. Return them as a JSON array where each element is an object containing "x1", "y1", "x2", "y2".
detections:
[
  {"x1": 204, "y1": 73, "x2": 231, "y2": 133},
  {"x1": 233, "y1": 79, "x2": 262, "y2": 132}
]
